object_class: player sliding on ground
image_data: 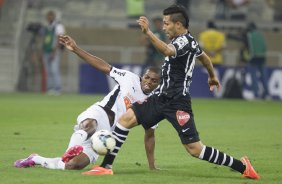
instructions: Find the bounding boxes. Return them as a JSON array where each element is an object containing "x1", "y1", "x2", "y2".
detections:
[
  {"x1": 14, "y1": 35, "x2": 161, "y2": 171},
  {"x1": 85, "y1": 4, "x2": 260, "y2": 180}
]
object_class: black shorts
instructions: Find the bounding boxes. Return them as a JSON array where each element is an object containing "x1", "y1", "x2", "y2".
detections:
[{"x1": 131, "y1": 94, "x2": 200, "y2": 144}]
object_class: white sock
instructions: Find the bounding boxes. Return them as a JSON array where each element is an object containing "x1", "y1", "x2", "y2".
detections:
[
  {"x1": 67, "y1": 130, "x2": 87, "y2": 149},
  {"x1": 32, "y1": 155, "x2": 46, "y2": 165},
  {"x1": 42, "y1": 158, "x2": 65, "y2": 170},
  {"x1": 32, "y1": 156, "x2": 65, "y2": 170}
]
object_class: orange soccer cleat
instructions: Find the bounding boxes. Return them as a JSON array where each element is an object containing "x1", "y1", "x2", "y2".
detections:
[
  {"x1": 241, "y1": 156, "x2": 260, "y2": 180},
  {"x1": 81, "y1": 166, "x2": 113, "y2": 175}
]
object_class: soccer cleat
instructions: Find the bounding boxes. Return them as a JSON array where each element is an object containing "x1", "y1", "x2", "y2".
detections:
[
  {"x1": 241, "y1": 156, "x2": 260, "y2": 180},
  {"x1": 81, "y1": 166, "x2": 113, "y2": 175},
  {"x1": 62, "y1": 145, "x2": 83, "y2": 163},
  {"x1": 14, "y1": 153, "x2": 38, "y2": 168}
]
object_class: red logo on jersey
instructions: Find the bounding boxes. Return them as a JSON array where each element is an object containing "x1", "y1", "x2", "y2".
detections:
[{"x1": 176, "y1": 110, "x2": 190, "y2": 126}]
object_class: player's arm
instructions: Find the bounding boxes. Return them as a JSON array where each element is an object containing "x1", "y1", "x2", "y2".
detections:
[
  {"x1": 59, "y1": 35, "x2": 111, "y2": 75},
  {"x1": 137, "y1": 16, "x2": 175, "y2": 57},
  {"x1": 198, "y1": 52, "x2": 221, "y2": 92},
  {"x1": 144, "y1": 128, "x2": 157, "y2": 170}
]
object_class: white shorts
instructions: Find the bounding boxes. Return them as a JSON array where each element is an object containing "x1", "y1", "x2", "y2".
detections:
[{"x1": 74, "y1": 104, "x2": 112, "y2": 163}]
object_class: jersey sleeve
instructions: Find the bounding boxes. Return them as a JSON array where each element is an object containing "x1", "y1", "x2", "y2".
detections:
[
  {"x1": 109, "y1": 67, "x2": 139, "y2": 86},
  {"x1": 172, "y1": 35, "x2": 203, "y2": 57}
]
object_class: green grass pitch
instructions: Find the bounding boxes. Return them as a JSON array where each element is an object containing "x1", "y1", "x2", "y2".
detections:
[{"x1": 1, "y1": 93, "x2": 281, "y2": 184}]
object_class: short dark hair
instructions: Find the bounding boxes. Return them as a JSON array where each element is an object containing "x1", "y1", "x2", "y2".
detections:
[
  {"x1": 143, "y1": 66, "x2": 161, "y2": 77},
  {"x1": 163, "y1": 4, "x2": 189, "y2": 28},
  {"x1": 46, "y1": 10, "x2": 56, "y2": 17},
  {"x1": 247, "y1": 22, "x2": 257, "y2": 31}
]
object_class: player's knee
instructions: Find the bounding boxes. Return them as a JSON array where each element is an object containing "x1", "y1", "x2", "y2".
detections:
[
  {"x1": 119, "y1": 109, "x2": 138, "y2": 129},
  {"x1": 189, "y1": 150, "x2": 201, "y2": 158},
  {"x1": 184, "y1": 142, "x2": 203, "y2": 158},
  {"x1": 80, "y1": 119, "x2": 97, "y2": 138}
]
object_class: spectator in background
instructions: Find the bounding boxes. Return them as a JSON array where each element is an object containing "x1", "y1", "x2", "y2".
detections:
[
  {"x1": 141, "y1": 17, "x2": 167, "y2": 69},
  {"x1": 244, "y1": 22, "x2": 270, "y2": 99},
  {"x1": 199, "y1": 20, "x2": 226, "y2": 69},
  {"x1": 42, "y1": 10, "x2": 65, "y2": 95}
]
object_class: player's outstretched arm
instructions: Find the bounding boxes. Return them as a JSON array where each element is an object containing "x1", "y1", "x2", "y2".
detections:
[
  {"x1": 198, "y1": 52, "x2": 221, "y2": 92},
  {"x1": 137, "y1": 16, "x2": 175, "y2": 57},
  {"x1": 59, "y1": 35, "x2": 111, "y2": 75},
  {"x1": 144, "y1": 128, "x2": 158, "y2": 170}
]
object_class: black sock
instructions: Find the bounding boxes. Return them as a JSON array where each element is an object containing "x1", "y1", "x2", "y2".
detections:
[
  {"x1": 100, "y1": 123, "x2": 129, "y2": 168},
  {"x1": 199, "y1": 146, "x2": 246, "y2": 174}
]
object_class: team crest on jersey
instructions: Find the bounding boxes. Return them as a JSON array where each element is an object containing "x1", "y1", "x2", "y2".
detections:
[
  {"x1": 174, "y1": 36, "x2": 189, "y2": 49},
  {"x1": 176, "y1": 110, "x2": 190, "y2": 126}
]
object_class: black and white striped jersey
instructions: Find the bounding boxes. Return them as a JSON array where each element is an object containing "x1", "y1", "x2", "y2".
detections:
[{"x1": 155, "y1": 32, "x2": 203, "y2": 98}]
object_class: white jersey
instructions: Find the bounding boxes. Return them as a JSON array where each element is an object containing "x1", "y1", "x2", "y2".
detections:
[
  {"x1": 74, "y1": 67, "x2": 155, "y2": 163},
  {"x1": 96, "y1": 67, "x2": 148, "y2": 125}
]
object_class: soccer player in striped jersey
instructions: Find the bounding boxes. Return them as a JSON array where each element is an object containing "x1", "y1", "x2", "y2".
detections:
[
  {"x1": 14, "y1": 35, "x2": 161, "y2": 171},
  {"x1": 89, "y1": 4, "x2": 260, "y2": 180}
]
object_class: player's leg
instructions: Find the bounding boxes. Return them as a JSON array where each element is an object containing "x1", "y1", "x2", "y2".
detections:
[
  {"x1": 14, "y1": 154, "x2": 66, "y2": 170},
  {"x1": 55, "y1": 131, "x2": 100, "y2": 170},
  {"x1": 184, "y1": 142, "x2": 245, "y2": 172},
  {"x1": 183, "y1": 142, "x2": 260, "y2": 179},
  {"x1": 33, "y1": 155, "x2": 65, "y2": 169},
  {"x1": 15, "y1": 152, "x2": 89, "y2": 170},
  {"x1": 64, "y1": 105, "x2": 110, "y2": 167},
  {"x1": 62, "y1": 118, "x2": 96, "y2": 163},
  {"x1": 165, "y1": 97, "x2": 260, "y2": 180},
  {"x1": 65, "y1": 152, "x2": 90, "y2": 170},
  {"x1": 82, "y1": 109, "x2": 140, "y2": 175},
  {"x1": 176, "y1": 115, "x2": 260, "y2": 180},
  {"x1": 43, "y1": 53, "x2": 52, "y2": 92},
  {"x1": 247, "y1": 63, "x2": 259, "y2": 98},
  {"x1": 83, "y1": 96, "x2": 162, "y2": 175},
  {"x1": 62, "y1": 135, "x2": 100, "y2": 170},
  {"x1": 67, "y1": 119, "x2": 97, "y2": 149},
  {"x1": 100, "y1": 108, "x2": 138, "y2": 168},
  {"x1": 66, "y1": 136, "x2": 99, "y2": 170},
  {"x1": 67, "y1": 104, "x2": 107, "y2": 150},
  {"x1": 258, "y1": 62, "x2": 269, "y2": 98}
]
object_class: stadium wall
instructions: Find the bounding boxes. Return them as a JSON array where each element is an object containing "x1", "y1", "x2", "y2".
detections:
[{"x1": 79, "y1": 64, "x2": 282, "y2": 100}]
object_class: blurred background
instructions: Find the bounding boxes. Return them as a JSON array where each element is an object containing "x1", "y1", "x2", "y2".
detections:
[{"x1": 0, "y1": 0, "x2": 281, "y2": 100}]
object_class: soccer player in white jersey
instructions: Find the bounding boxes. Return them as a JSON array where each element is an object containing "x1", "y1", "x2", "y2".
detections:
[{"x1": 14, "y1": 35, "x2": 161, "y2": 171}]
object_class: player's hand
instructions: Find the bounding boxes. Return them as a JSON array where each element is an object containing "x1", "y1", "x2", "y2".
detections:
[
  {"x1": 58, "y1": 35, "x2": 77, "y2": 51},
  {"x1": 208, "y1": 77, "x2": 221, "y2": 92},
  {"x1": 137, "y1": 16, "x2": 150, "y2": 34}
]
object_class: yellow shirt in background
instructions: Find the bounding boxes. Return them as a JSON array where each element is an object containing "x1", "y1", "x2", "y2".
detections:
[{"x1": 199, "y1": 29, "x2": 226, "y2": 65}]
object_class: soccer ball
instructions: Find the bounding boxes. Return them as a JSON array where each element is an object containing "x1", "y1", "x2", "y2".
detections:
[{"x1": 91, "y1": 130, "x2": 116, "y2": 155}]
